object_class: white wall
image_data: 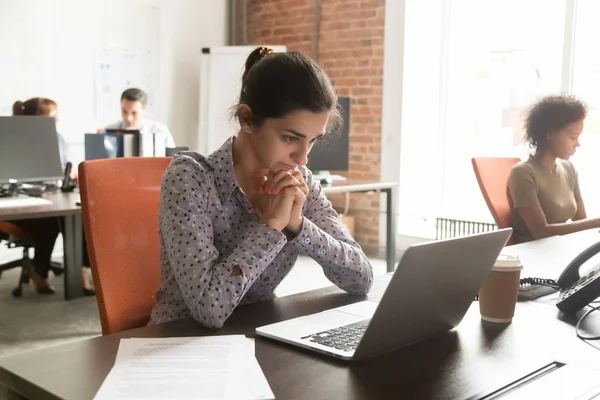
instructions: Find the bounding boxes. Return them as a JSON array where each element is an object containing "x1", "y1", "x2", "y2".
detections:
[
  {"x1": 156, "y1": 0, "x2": 228, "y2": 151},
  {"x1": 0, "y1": 0, "x2": 228, "y2": 162},
  {"x1": 380, "y1": 0, "x2": 405, "y2": 254},
  {"x1": 381, "y1": 0, "x2": 405, "y2": 188}
]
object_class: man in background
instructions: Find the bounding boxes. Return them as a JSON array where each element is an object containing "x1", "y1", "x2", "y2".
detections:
[{"x1": 104, "y1": 88, "x2": 176, "y2": 148}]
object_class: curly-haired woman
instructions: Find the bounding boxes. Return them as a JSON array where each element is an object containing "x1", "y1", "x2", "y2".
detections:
[{"x1": 508, "y1": 94, "x2": 600, "y2": 243}]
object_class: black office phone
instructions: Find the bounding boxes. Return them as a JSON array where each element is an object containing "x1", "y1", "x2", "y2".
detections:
[
  {"x1": 555, "y1": 241, "x2": 600, "y2": 314},
  {"x1": 60, "y1": 162, "x2": 76, "y2": 192}
]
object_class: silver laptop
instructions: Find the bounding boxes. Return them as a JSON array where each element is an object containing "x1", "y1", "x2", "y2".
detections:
[{"x1": 256, "y1": 228, "x2": 512, "y2": 361}]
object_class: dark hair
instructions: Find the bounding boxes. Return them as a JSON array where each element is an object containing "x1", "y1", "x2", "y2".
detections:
[
  {"x1": 121, "y1": 88, "x2": 148, "y2": 107},
  {"x1": 12, "y1": 97, "x2": 57, "y2": 116},
  {"x1": 525, "y1": 94, "x2": 587, "y2": 155},
  {"x1": 234, "y1": 47, "x2": 341, "y2": 132}
]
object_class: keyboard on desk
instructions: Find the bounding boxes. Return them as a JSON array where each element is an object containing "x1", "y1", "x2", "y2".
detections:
[
  {"x1": 0, "y1": 195, "x2": 53, "y2": 208},
  {"x1": 300, "y1": 320, "x2": 370, "y2": 352}
]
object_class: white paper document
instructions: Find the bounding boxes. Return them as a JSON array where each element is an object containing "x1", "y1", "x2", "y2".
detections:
[{"x1": 94, "y1": 335, "x2": 274, "y2": 400}]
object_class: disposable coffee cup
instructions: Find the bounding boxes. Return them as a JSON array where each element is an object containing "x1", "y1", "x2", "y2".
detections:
[{"x1": 478, "y1": 254, "x2": 523, "y2": 323}]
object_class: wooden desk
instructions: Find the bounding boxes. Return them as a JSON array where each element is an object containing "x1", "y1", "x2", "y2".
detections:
[
  {"x1": 321, "y1": 180, "x2": 398, "y2": 272},
  {"x1": 0, "y1": 191, "x2": 84, "y2": 300},
  {"x1": 1, "y1": 274, "x2": 599, "y2": 399}
]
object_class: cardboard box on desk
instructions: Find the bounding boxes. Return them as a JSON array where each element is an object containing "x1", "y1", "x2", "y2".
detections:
[{"x1": 340, "y1": 215, "x2": 355, "y2": 237}]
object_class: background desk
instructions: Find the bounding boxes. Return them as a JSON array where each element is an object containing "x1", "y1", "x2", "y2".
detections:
[
  {"x1": 321, "y1": 180, "x2": 397, "y2": 272},
  {"x1": 0, "y1": 191, "x2": 83, "y2": 300},
  {"x1": 504, "y1": 229, "x2": 600, "y2": 279},
  {"x1": 1, "y1": 276, "x2": 599, "y2": 399}
]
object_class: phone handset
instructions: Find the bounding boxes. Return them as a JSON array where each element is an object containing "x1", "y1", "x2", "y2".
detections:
[
  {"x1": 556, "y1": 241, "x2": 600, "y2": 289},
  {"x1": 60, "y1": 162, "x2": 76, "y2": 192},
  {"x1": 555, "y1": 240, "x2": 600, "y2": 314}
]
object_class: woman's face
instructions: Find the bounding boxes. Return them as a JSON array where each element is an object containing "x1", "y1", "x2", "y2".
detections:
[
  {"x1": 245, "y1": 109, "x2": 330, "y2": 172},
  {"x1": 548, "y1": 119, "x2": 584, "y2": 160}
]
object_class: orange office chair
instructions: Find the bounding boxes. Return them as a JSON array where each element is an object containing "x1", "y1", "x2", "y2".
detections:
[
  {"x1": 0, "y1": 221, "x2": 63, "y2": 297},
  {"x1": 471, "y1": 157, "x2": 521, "y2": 245},
  {"x1": 0, "y1": 222, "x2": 34, "y2": 297},
  {"x1": 79, "y1": 157, "x2": 172, "y2": 335}
]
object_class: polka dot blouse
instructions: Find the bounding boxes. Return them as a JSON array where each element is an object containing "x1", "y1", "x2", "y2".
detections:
[{"x1": 149, "y1": 137, "x2": 373, "y2": 328}]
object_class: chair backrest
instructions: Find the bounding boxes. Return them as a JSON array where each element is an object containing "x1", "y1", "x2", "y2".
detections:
[
  {"x1": 79, "y1": 157, "x2": 171, "y2": 335},
  {"x1": 0, "y1": 222, "x2": 30, "y2": 250},
  {"x1": 0, "y1": 221, "x2": 28, "y2": 241},
  {"x1": 471, "y1": 157, "x2": 521, "y2": 243}
]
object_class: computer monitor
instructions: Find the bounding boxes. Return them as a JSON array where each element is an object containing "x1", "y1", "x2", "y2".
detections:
[
  {"x1": 308, "y1": 96, "x2": 350, "y2": 172},
  {"x1": 0, "y1": 116, "x2": 63, "y2": 184}
]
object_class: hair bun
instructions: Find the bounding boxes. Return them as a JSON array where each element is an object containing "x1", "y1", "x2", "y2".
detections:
[
  {"x1": 12, "y1": 100, "x2": 25, "y2": 115},
  {"x1": 259, "y1": 47, "x2": 275, "y2": 57},
  {"x1": 242, "y1": 47, "x2": 277, "y2": 89}
]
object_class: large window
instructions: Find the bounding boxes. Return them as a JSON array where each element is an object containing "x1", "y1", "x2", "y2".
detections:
[
  {"x1": 570, "y1": 0, "x2": 600, "y2": 216},
  {"x1": 399, "y1": 0, "x2": 599, "y2": 237}
]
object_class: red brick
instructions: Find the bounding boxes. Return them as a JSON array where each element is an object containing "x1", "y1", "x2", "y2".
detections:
[{"x1": 246, "y1": 0, "x2": 385, "y2": 248}]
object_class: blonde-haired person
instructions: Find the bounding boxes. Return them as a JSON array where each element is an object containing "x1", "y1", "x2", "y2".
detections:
[
  {"x1": 508, "y1": 94, "x2": 600, "y2": 243},
  {"x1": 149, "y1": 47, "x2": 373, "y2": 329},
  {"x1": 10, "y1": 97, "x2": 94, "y2": 295}
]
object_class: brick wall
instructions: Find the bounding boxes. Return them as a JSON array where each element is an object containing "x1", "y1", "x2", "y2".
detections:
[{"x1": 244, "y1": 0, "x2": 386, "y2": 256}]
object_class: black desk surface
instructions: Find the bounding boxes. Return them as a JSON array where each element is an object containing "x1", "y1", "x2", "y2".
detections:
[
  {"x1": 0, "y1": 191, "x2": 81, "y2": 221},
  {"x1": 2, "y1": 230, "x2": 600, "y2": 399},
  {"x1": 1, "y1": 273, "x2": 600, "y2": 400}
]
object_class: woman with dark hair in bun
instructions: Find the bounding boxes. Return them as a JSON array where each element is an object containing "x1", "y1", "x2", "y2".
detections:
[
  {"x1": 508, "y1": 94, "x2": 600, "y2": 243},
  {"x1": 150, "y1": 47, "x2": 373, "y2": 328}
]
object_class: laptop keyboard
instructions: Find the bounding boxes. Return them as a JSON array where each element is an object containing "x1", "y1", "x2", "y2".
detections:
[{"x1": 301, "y1": 320, "x2": 370, "y2": 352}]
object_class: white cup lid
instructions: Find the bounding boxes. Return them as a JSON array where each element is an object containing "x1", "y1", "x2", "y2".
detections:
[{"x1": 493, "y1": 254, "x2": 523, "y2": 271}]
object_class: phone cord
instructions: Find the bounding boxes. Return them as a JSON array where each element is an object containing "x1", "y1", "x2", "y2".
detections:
[{"x1": 519, "y1": 277, "x2": 559, "y2": 289}]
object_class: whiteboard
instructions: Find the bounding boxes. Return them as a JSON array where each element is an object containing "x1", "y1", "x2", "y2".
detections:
[
  {"x1": 0, "y1": 1, "x2": 160, "y2": 149},
  {"x1": 94, "y1": 48, "x2": 159, "y2": 124},
  {"x1": 198, "y1": 45, "x2": 286, "y2": 155}
]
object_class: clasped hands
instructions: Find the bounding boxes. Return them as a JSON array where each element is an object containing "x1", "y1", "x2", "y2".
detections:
[{"x1": 251, "y1": 168, "x2": 308, "y2": 234}]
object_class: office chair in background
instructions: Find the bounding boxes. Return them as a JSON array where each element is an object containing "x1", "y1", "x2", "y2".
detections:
[
  {"x1": 0, "y1": 221, "x2": 63, "y2": 297},
  {"x1": 471, "y1": 157, "x2": 521, "y2": 245},
  {"x1": 78, "y1": 157, "x2": 171, "y2": 335}
]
